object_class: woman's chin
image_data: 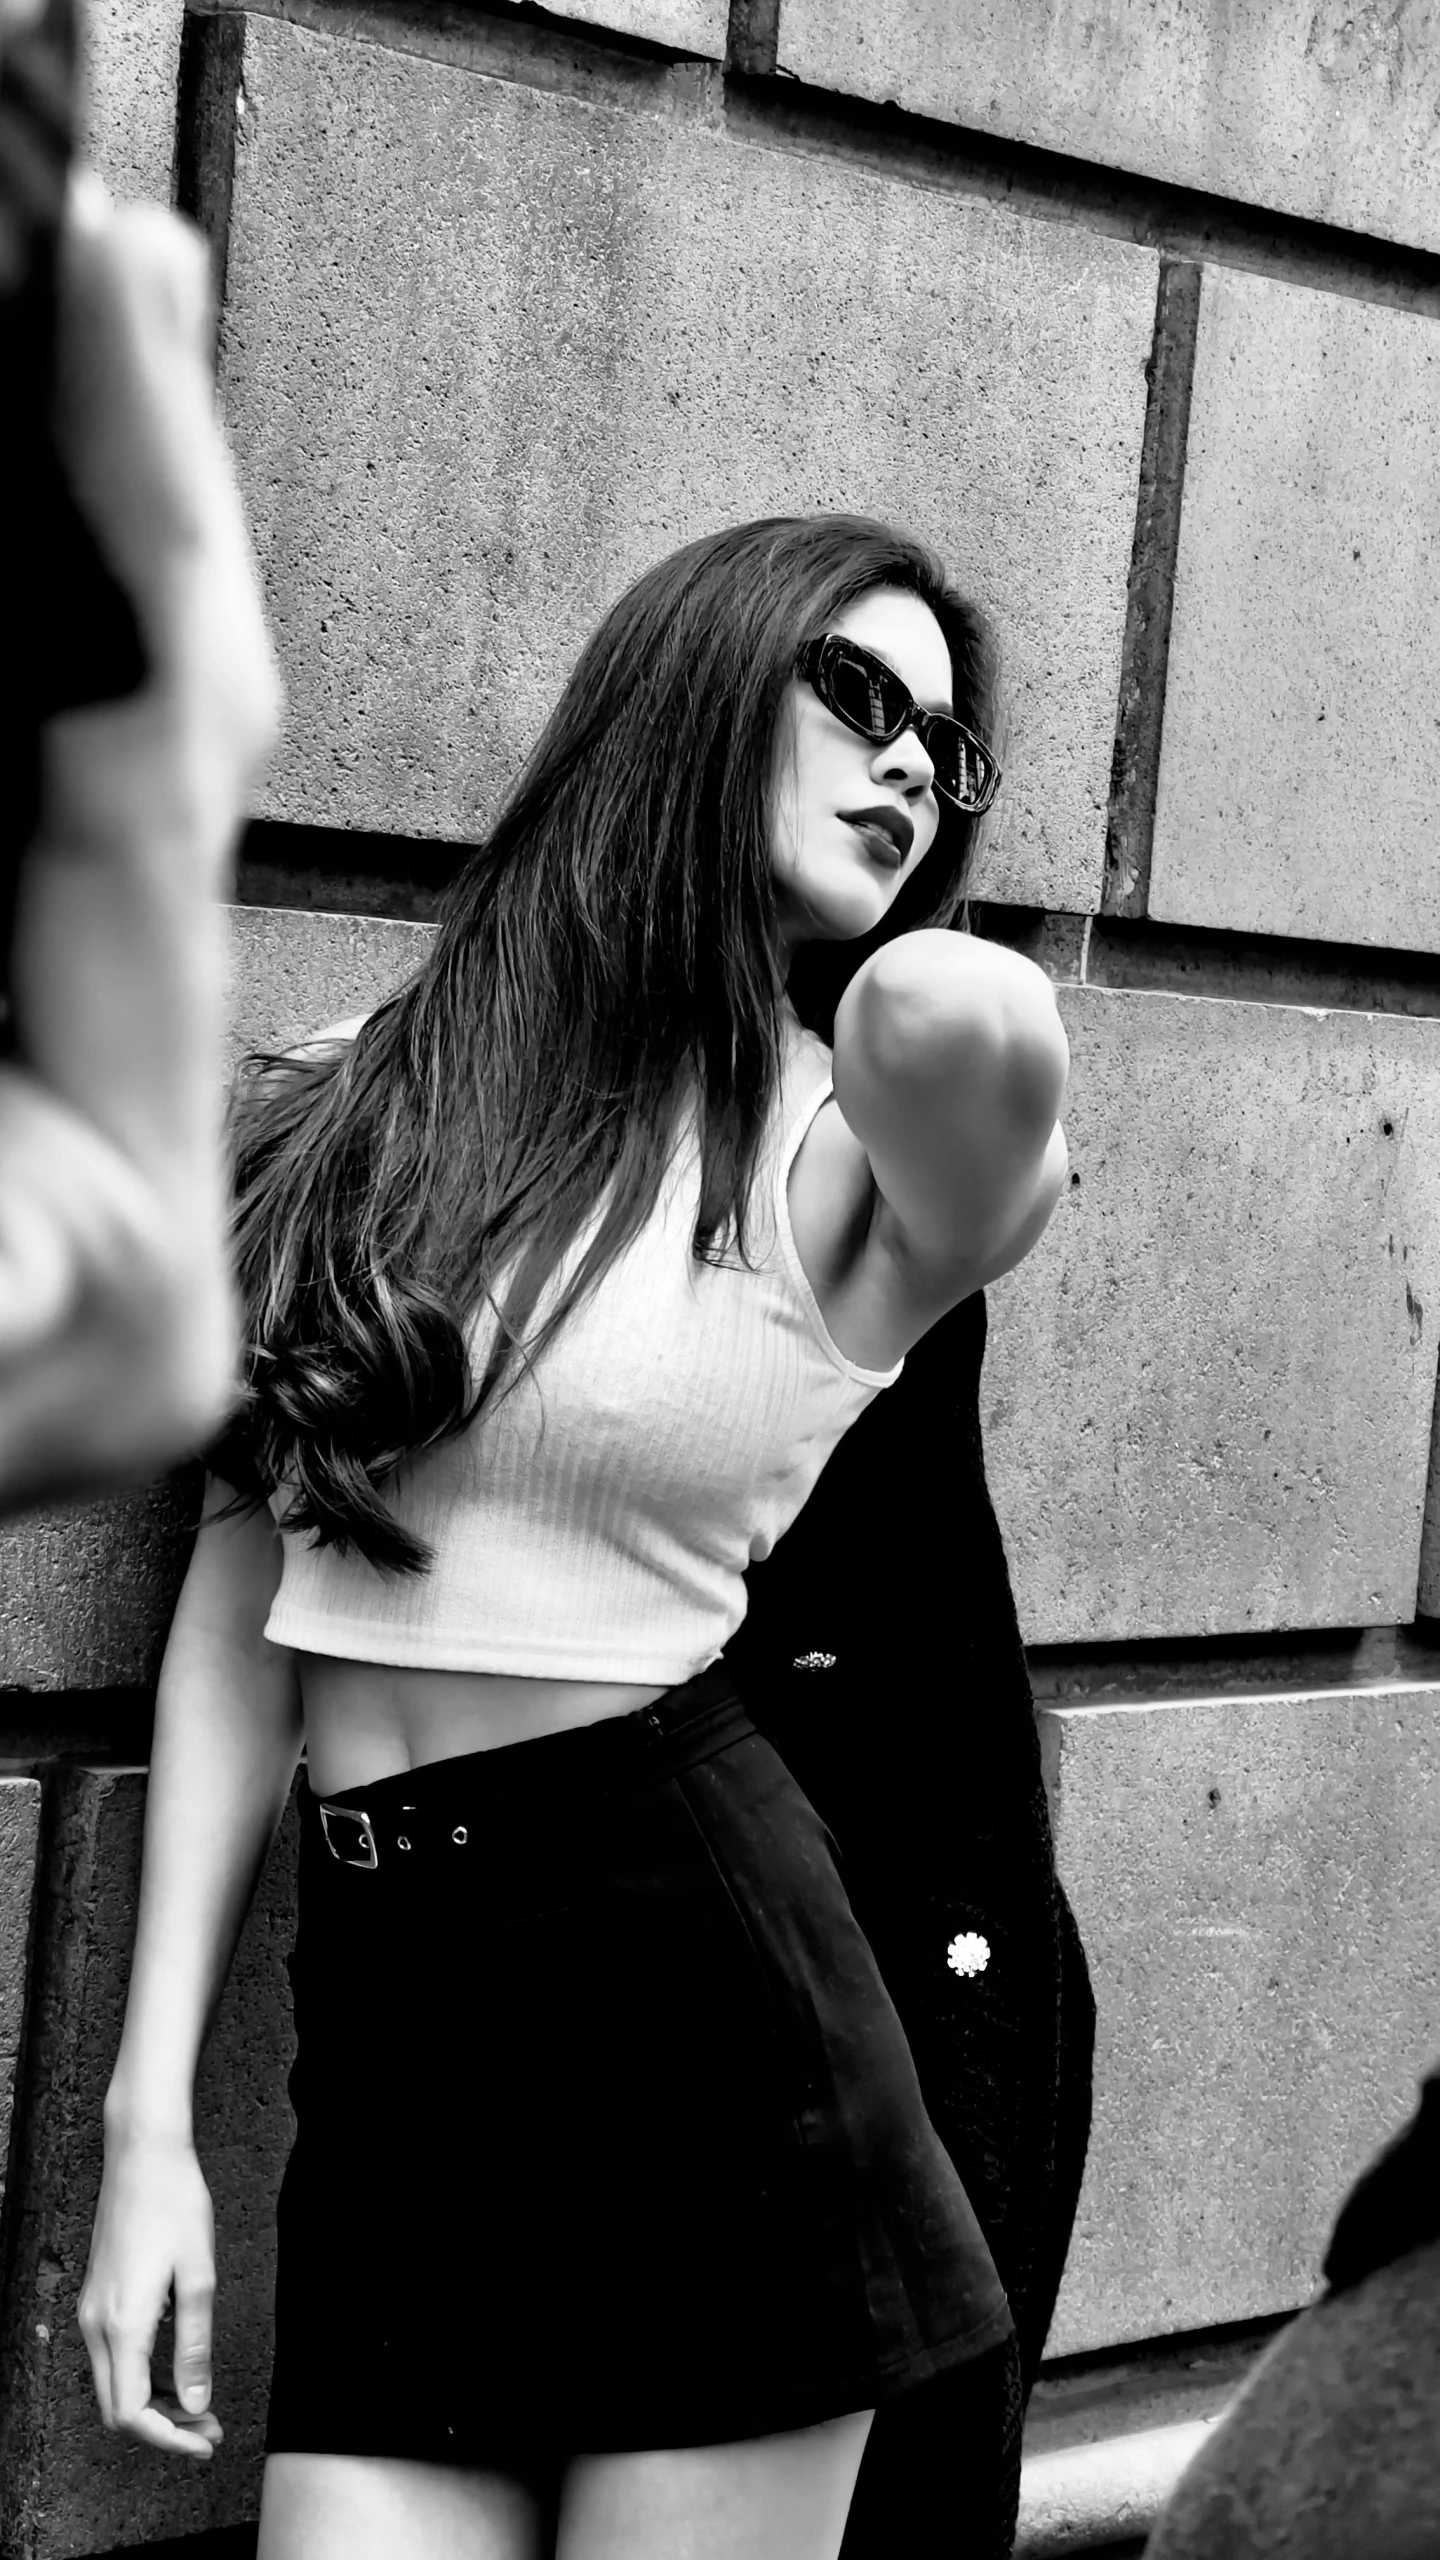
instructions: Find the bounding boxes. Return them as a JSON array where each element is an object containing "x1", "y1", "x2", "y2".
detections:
[{"x1": 784, "y1": 874, "x2": 895, "y2": 948}]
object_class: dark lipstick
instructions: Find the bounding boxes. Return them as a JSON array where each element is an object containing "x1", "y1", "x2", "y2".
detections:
[{"x1": 840, "y1": 804, "x2": 914, "y2": 867}]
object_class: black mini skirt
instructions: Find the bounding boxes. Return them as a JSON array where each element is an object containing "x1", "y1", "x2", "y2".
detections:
[{"x1": 265, "y1": 1665, "x2": 1012, "y2": 2464}]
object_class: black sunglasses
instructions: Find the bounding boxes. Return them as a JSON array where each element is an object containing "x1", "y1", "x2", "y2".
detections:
[{"x1": 796, "y1": 634, "x2": 1002, "y2": 816}]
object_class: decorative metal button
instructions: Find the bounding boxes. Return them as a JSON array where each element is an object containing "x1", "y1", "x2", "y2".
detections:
[
  {"x1": 946, "y1": 1931, "x2": 990, "y2": 1979},
  {"x1": 793, "y1": 1650, "x2": 837, "y2": 1671},
  {"x1": 397, "y1": 1834, "x2": 412, "y2": 1852},
  {"x1": 452, "y1": 1825, "x2": 468, "y2": 1846}
]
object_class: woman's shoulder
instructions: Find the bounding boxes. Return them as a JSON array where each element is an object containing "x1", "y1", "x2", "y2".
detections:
[
  {"x1": 287, "y1": 1012, "x2": 370, "y2": 1060},
  {"x1": 229, "y1": 1015, "x2": 371, "y2": 1146}
]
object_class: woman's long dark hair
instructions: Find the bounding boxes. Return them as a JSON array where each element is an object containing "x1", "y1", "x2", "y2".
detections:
[{"x1": 224, "y1": 514, "x2": 999, "y2": 1571}]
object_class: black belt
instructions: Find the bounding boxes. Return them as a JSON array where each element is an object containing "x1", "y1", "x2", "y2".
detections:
[{"x1": 310, "y1": 1668, "x2": 746, "y2": 1870}]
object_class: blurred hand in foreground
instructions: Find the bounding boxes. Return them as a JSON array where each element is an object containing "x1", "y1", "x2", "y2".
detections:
[{"x1": 0, "y1": 176, "x2": 280, "y2": 1508}]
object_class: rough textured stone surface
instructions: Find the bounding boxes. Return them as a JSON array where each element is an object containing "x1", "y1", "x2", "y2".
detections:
[
  {"x1": 983, "y1": 986, "x2": 1440, "y2": 1645},
  {"x1": 776, "y1": 0, "x2": 1440, "y2": 257},
  {"x1": 0, "y1": 1784, "x2": 42, "y2": 2236},
  {"x1": 0, "y1": 1773, "x2": 299, "y2": 2555},
  {"x1": 0, "y1": 912, "x2": 427, "y2": 1697},
  {"x1": 1146, "y1": 2236, "x2": 1440, "y2": 2558},
  {"x1": 221, "y1": 14, "x2": 1155, "y2": 913},
  {"x1": 0, "y1": 1476, "x2": 200, "y2": 1695},
  {"x1": 1148, "y1": 270, "x2": 1440, "y2": 957},
  {"x1": 1043, "y1": 1683, "x2": 1440, "y2": 2354},
  {"x1": 79, "y1": 0, "x2": 181, "y2": 201},
  {"x1": 223, "y1": 902, "x2": 430, "y2": 1073},
  {"x1": 497, "y1": 0, "x2": 725, "y2": 49},
  {"x1": 1419, "y1": 1379, "x2": 1440, "y2": 1621},
  {"x1": 1018, "y1": 2418, "x2": 1219, "y2": 2553},
  {"x1": 1026, "y1": 2326, "x2": 1266, "y2": 2458}
]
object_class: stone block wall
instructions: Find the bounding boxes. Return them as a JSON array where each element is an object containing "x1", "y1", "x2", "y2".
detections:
[
  {"x1": 771, "y1": 0, "x2": 1440, "y2": 251},
  {"x1": 5, "y1": 0, "x2": 1440, "y2": 2547}
]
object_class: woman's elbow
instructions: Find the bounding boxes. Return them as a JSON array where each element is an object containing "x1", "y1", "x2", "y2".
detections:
[
  {"x1": 998, "y1": 978, "x2": 1069, "y2": 1144},
  {"x1": 846, "y1": 933, "x2": 1067, "y2": 1102}
]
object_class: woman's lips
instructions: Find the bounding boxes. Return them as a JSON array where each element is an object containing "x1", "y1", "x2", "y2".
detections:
[
  {"x1": 840, "y1": 804, "x2": 914, "y2": 870},
  {"x1": 848, "y1": 818, "x2": 906, "y2": 872}
]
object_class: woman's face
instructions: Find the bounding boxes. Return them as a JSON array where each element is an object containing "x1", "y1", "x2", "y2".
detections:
[{"x1": 769, "y1": 585, "x2": 951, "y2": 954}]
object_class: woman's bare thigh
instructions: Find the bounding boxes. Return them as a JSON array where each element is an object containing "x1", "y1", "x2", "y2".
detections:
[
  {"x1": 557, "y1": 2410, "x2": 874, "y2": 2560},
  {"x1": 257, "y1": 2452, "x2": 541, "y2": 2560}
]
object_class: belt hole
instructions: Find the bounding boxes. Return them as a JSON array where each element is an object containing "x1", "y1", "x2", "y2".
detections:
[
  {"x1": 452, "y1": 1825, "x2": 468, "y2": 1846},
  {"x1": 397, "y1": 1834, "x2": 412, "y2": 1852}
]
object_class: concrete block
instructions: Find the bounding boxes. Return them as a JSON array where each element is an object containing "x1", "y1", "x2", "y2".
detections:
[
  {"x1": 775, "y1": 0, "x2": 1440, "y2": 257},
  {"x1": 0, "y1": 912, "x2": 428, "y2": 1698},
  {"x1": 1419, "y1": 1371, "x2": 1440, "y2": 1620},
  {"x1": 1018, "y1": 2419, "x2": 1220, "y2": 2556},
  {"x1": 982, "y1": 986, "x2": 1440, "y2": 1644},
  {"x1": 1148, "y1": 269, "x2": 1440, "y2": 956},
  {"x1": 495, "y1": 0, "x2": 726, "y2": 50},
  {"x1": 1042, "y1": 1682, "x2": 1440, "y2": 2354},
  {"x1": 223, "y1": 903, "x2": 430, "y2": 1073},
  {"x1": 220, "y1": 14, "x2": 1156, "y2": 913},
  {"x1": 0, "y1": 1783, "x2": 42, "y2": 2234},
  {"x1": 79, "y1": 0, "x2": 181, "y2": 202},
  {"x1": 0, "y1": 1475, "x2": 200, "y2": 1694},
  {"x1": 0, "y1": 1772, "x2": 299, "y2": 2556},
  {"x1": 1025, "y1": 2325, "x2": 1266, "y2": 2460}
]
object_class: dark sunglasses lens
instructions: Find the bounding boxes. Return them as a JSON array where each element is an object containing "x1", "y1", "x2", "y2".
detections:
[
  {"x1": 925, "y1": 721, "x2": 964, "y2": 801},
  {"x1": 821, "y1": 644, "x2": 911, "y2": 741},
  {"x1": 812, "y1": 640, "x2": 998, "y2": 810},
  {"x1": 931, "y1": 723, "x2": 995, "y2": 812}
]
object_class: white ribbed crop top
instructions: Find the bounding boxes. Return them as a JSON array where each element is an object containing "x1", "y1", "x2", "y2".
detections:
[{"x1": 263, "y1": 1011, "x2": 902, "y2": 1683}]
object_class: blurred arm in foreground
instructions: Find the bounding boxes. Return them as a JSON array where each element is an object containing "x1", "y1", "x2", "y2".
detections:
[
  {"x1": 0, "y1": 179, "x2": 280, "y2": 1507},
  {"x1": 1145, "y1": 2069, "x2": 1440, "y2": 2558}
]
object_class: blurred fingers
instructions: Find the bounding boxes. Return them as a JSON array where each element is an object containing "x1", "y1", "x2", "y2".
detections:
[
  {"x1": 56, "y1": 180, "x2": 217, "y2": 566},
  {"x1": 0, "y1": 1181, "x2": 78, "y2": 1358},
  {"x1": 44, "y1": 174, "x2": 282, "y2": 864},
  {"x1": 55, "y1": 176, "x2": 280, "y2": 754}
]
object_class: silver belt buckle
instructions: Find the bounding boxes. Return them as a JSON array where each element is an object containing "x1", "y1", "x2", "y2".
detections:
[{"x1": 319, "y1": 1803, "x2": 378, "y2": 1869}]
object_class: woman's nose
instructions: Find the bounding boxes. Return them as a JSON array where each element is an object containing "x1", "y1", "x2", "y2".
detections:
[{"x1": 872, "y1": 728, "x2": 935, "y2": 798}]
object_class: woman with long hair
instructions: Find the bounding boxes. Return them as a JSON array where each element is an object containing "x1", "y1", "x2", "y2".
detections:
[{"x1": 79, "y1": 512, "x2": 1077, "y2": 2560}]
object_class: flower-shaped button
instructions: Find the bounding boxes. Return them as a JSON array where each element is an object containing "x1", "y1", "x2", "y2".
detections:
[{"x1": 946, "y1": 1931, "x2": 990, "y2": 1979}]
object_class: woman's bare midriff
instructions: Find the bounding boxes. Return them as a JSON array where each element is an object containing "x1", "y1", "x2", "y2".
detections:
[{"x1": 299, "y1": 1655, "x2": 668, "y2": 1799}]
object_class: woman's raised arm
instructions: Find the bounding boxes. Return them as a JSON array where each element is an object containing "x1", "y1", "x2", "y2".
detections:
[
  {"x1": 832, "y1": 927, "x2": 1070, "y2": 1317},
  {"x1": 78, "y1": 1474, "x2": 303, "y2": 2459}
]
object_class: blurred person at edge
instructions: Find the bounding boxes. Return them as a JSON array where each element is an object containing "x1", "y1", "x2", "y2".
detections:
[
  {"x1": 0, "y1": 175, "x2": 279, "y2": 1508},
  {"x1": 1144, "y1": 2068, "x2": 1440, "y2": 2560}
]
